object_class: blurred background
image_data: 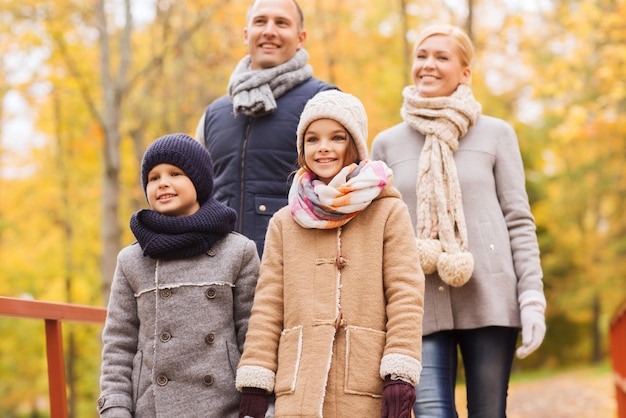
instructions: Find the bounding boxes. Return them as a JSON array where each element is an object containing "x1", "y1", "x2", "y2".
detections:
[{"x1": 1, "y1": 0, "x2": 624, "y2": 416}]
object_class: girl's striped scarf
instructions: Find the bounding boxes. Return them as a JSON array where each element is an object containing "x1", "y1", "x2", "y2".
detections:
[{"x1": 288, "y1": 160, "x2": 392, "y2": 229}]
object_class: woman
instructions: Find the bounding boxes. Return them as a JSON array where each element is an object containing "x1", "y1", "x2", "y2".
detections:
[{"x1": 371, "y1": 24, "x2": 546, "y2": 418}]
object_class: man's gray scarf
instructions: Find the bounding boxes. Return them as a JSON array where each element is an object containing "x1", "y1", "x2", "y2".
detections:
[{"x1": 228, "y1": 49, "x2": 313, "y2": 116}]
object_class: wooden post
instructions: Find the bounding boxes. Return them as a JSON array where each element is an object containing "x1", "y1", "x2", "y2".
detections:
[{"x1": 45, "y1": 319, "x2": 68, "y2": 418}]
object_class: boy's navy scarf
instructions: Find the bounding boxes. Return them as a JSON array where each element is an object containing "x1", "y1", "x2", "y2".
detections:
[{"x1": 130, "y1": 199, "x2": 236, "y2": 260}]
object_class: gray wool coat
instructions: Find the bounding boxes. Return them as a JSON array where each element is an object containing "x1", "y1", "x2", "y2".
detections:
[
  {"x1": 371, "y1": 115, "x2": 544, "y2": 336},
  {"x1": 97, "y1": 232, "x2": 260, "y2": 418}
]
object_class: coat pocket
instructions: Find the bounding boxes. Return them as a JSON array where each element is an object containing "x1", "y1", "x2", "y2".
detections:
[
  {"x1": 226, "y1": 340, "x2": 241, "y2": 378},
  {"x1": 344, "y1": 326, "x2": 385, "y2": 397},
  {"x1": 132, "y1": 349, "x2": 144, "y2": 407},
  {"x1": 274, "y1": 326, "x2": 303, "y2": 396}
]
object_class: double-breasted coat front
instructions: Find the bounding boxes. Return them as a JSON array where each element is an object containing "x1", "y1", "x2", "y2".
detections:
[
  {"x1": 98, "y1": 232, "x2": 259, "y2": 417},
  {"x1": 236, "y1": 185, "x2": 425, "y2": 417}
]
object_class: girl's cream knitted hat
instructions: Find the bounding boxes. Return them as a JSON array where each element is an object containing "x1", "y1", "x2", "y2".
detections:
[{"x1": 296, "y1": 90, "x2": 368, "y2": 161}]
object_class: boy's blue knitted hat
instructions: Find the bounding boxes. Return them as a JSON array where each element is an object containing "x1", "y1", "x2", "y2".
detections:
[{"x1": 141, "y1": 133, "x2": 213, "y2": 204}]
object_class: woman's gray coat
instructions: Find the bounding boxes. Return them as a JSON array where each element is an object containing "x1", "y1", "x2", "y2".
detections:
[{"x1": 371, "y1": 115, "x2": 544, "y2": 336}]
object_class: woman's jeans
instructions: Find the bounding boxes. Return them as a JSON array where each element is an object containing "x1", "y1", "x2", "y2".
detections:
[{"x1": 414, "y1": 326, "x2": 519, "y2": 418}]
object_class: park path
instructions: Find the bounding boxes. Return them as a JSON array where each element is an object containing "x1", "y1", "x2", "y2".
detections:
[{"x1": 455, "y1": 367, "x2": 617, "y2": 418}]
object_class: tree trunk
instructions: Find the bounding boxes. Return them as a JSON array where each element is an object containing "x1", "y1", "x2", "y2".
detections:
[
  {"x1": 400, "y1": 0, "x2": 410, "y2": 88},
  {"x1": 466, "y1": 0, "x2": 474, "y2": 41},
  {"x1": 592, "y1": 292, "x2": 602, "y2": 363},
  {"x1": 96, "y1": 0, "x2": 128, "y2": 303}
]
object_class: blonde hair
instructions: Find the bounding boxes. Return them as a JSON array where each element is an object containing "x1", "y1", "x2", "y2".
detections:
[{"x1": 414, "y1": 24, "x2": 474, "y2": 69}]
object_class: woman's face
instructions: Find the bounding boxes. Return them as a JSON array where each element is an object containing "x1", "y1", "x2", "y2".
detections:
[
  {"x1": 303, "y1": 118, "x2": 356, "y2": 185},
  {"x1": 411, "y1": 34, "x2": 471, "y2": 98}
]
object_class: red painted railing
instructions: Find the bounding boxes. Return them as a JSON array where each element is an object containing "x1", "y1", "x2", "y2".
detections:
[
  {"x1": 0, "y1": 296, "x2": 107, "y2": 418},
  {"x1": 611, "y1": 299, "x2": 626, "y2": 418}
]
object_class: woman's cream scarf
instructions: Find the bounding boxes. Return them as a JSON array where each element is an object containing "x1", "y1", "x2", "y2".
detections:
[{"x1": 401, "y1": 84, "x2": 481, "y2": 287}]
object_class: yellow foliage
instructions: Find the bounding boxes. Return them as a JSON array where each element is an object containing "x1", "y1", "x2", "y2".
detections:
[{"x1": 2, "y1": 0, "x2": 626, "y2": 414}]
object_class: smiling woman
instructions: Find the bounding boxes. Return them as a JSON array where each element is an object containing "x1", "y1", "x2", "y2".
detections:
[{"x1": 371, "y1": 23, "x2": 546, "y2": 418}]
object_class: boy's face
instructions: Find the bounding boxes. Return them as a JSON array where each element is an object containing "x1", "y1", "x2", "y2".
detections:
[{"x1": 145, "y1": 163, "x2": 200, "y2": 217}]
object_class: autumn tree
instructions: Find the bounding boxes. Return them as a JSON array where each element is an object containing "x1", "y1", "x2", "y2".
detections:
[{"x1": 2, "y1": 0, "x2": 625, "y2": 414}]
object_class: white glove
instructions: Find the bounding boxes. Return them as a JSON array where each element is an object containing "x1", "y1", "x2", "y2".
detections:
[{"x1": 516, "y1": 290, "x2": 547, "y2": 359}]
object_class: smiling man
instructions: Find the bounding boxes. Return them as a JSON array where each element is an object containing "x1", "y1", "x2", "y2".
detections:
[{"x1": 194, "y1": 0, "x2": 336, "y2": 257}]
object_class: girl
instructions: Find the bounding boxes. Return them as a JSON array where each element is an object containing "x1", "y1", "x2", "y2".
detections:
[{"x1": 236, "y1": 90, "x2": 425, "y2": 418}]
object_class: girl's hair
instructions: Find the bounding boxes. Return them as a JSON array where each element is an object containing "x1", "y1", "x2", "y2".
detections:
[{"x1": 413, "y1": 24, "x2": 474, "y2": 69}]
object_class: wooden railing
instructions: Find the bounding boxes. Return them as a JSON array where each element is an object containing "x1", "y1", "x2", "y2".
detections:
[
  {"x1": 0, "y1": 296, "x2": 107, "y2": 418},
  {"x1": 2, "y1": 294, "x2": 624, "y2": 417},
  {"x1": 611, "y1": 298, "x2": 626, "y2": 418}
]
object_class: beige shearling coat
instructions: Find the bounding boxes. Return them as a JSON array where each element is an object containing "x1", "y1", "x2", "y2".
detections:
[{"x1": 236, "y1": 184, "x2": 425, "y2": 417}]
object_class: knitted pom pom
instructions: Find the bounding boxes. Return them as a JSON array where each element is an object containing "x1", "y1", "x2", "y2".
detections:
[
  {"x1": 437, "y1": 251, "x2": 474, "y2": 287},
  {"x1": 416, "y1": 238, "x2": 442, "y2": 274}
]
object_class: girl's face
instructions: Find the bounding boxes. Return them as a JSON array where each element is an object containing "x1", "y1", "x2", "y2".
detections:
[
  {"x1": 303, "y1": 118, "x2": 357, "y2": 185},
  {"x1": 146, "y1": 163, "x2": 200, "y2": 217},
  {"x1": 412, "y1": 34, "x2": 471, "y2": 98}
]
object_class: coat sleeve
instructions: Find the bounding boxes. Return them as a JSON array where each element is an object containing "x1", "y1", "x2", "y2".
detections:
[
  {"x1": 493, "y1": 122, "x2": 544, "y2": 297},
  {"x1": 236, "y1": 215, "x2": 286, "y2": 392},
  {"x1": 98, "y1": 254, "x2": 139, "y2": 416},
  {"x1": 379, "y1": 200, "x2": 425, "y2": 385},
  {"x1": 234, "y1": 239, "x2": 261, "y2": 352}
]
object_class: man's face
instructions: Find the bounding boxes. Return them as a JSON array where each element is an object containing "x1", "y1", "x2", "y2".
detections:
[{"x1": 244, "y1": 0, "x2": 306, "y2": 70}]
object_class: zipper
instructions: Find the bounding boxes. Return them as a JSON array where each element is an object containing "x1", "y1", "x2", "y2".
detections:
[{"x1": 238, "y1": 118, "x2": 252, "y2": 232}]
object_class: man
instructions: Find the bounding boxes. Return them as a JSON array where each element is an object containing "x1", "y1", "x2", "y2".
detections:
[{"x1": 195, "y1": 0, "x2": 336, "y2": 256}]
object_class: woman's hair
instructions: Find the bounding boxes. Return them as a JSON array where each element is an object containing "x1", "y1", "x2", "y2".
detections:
[{"x1": 413, "y1": 24, "x2": 474, "y2": 69}]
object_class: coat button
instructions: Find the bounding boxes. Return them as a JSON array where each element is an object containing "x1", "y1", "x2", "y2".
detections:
[
  {"x1": 203, "y1": 375, "x2": 214, "y2": 386},
  {"x1": 156, "y1": 374, "x2": 168, "y2": 386},
  {"x1": 205, "y1": 333, "x2": 216, "y2": 344},
  {"x1": 160, "y1": 332, "x2": 171, "y2": 342},
  {"x1": 207, "y1": 248, "x2": 217, "y2": 256},
  {"x1": 97, "y1": 397, "x2": 105, "y2": 408},
  {"x1": 258, "y1": 204, "x2": 267, "y2": 212},
  {"x1": 160, "y1": 288, "x2": 172, "y2": 299},
  {"x1": 205, "y1": 287, "x2": 217, "y2": 299},
  {"x1": 438, "y1": 286, "x2": 445, "y2": 293}
]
